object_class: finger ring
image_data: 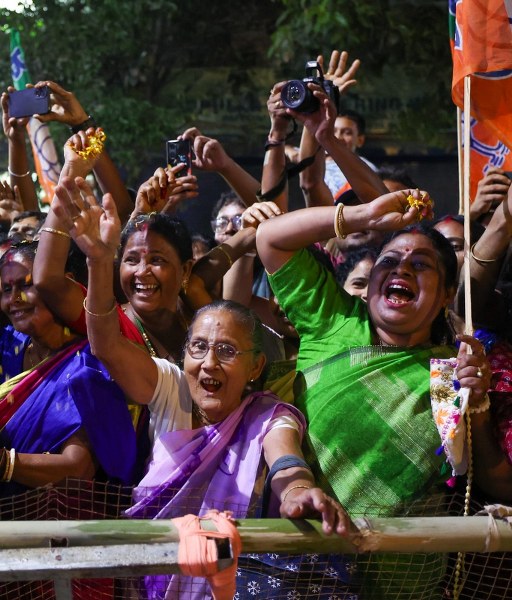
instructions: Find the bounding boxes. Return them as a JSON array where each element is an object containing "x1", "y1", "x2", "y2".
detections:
[
  {"x1": 476, "y1": 368, "x2": 483, "y2": 378},
  {"x1": 274, "y1": 101, "x2": 280, "y2": 108}
]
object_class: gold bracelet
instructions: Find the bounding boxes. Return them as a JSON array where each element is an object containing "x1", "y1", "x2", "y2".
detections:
[
  {"x1": 40, "y1": 227, "x2": 71, "y2": 239},
  {"x1": 468, "y1": 393, "x2": 491, "y2": 415},
  {"x1": 334, "y1": 202, "x2": 347, "y2": 239},
  {"x1": 83, "y1": 297, "x2": 117, "y2": 317},
  {"x1": 0, "y1": 449, "x2": 8, "y2": 482},
  {"x1": 470, "y1": 243, "x2": 498, "y2": 264},
  {"x1": 5, "y1": 448, "x2": 15, "y2": 483},
  {"x1": 216, "y1": 244, "x2": 233, "y2": 268},
  {"x1": 281, "y1": 484, "x2": 312, "y2": 503},
  {"x1": 8, "y1": 167, "x2": 30, "y2": 178}
]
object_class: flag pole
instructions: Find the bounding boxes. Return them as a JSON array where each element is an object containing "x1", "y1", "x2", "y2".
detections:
[
  {"x1": 456, "y1": 106, "x2": 464, "y2": 215},
  {"x1": 463, "y1": 75, "x2": 473, "y2": 336}
]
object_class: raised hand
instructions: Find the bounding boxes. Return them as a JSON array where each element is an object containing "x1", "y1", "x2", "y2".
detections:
[
  {"x1": 241, "y1": 201, "x2": 283, "y2": 229},
  {"x1": 52, "y1": 176, "x2": 120, "y2": 261},
  {"x1": 31, "y1": 81, "x2": 88, "y2": 127},
  {"x1": 132, "y1": 165, "x2": 198, "y2": 216},
  {"x1": 63, "y1": 127, "x2": 105, "y2": 174},
  {"x1": 365, "y1": 188, "x2": 434, "y2": 231},
  {"x1": 1, "y1": 89, "x2": 30, "y2": 142},
  {"x1": 180, "y1": 127, "x2": 231, "y2": 172},
  {"x1": 318, "y1": 50, "x2": 361, "y2": 96},
  {"x1": 0, "y1": 180, "x2": 23, "y2": 222},
  {"x1": 470, "y1": 167, "x2": 511, "y2": 222}
]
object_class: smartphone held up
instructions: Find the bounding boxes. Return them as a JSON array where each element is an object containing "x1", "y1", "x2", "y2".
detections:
[
  {"x1": 166, "y1": 139, "x2": 192, "y2": 178},
  {"x1": 8, "y1": 86, "x2": 51, "y2": 119}
]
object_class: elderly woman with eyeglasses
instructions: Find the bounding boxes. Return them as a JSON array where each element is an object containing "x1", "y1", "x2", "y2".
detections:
[{"x1": 54, "y1": 182, "x2": 352, "y2": 597}]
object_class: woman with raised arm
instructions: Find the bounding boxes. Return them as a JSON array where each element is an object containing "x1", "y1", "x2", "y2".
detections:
[
  {"x1": 255, "y1": 84, "x2": 510, "y2": 598},
  {"x1": 53, "y1": 180, "x2": 354, "y2": 598}
]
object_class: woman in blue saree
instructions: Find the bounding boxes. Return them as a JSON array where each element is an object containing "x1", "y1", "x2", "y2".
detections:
[{"x1": 0, "y1": 240, "x2": 137, "y2": 496}]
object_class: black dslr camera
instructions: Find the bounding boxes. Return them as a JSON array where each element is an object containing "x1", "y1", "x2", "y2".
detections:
[{"x1": 280, "y1": 60, "x2": 340, "y2": 113}]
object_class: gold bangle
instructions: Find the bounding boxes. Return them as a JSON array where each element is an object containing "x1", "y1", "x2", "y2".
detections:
[
  {"x1": 40, "y1": 227, "x2": 71, "y2": 239},
  {"x1": 8, "y1": 167, "x2": 30, "y2": 178},
  {"x1": 83, "y1": 297, "x2": 117, "y2": 317},
  {"x1": 470, "y1": 243, "x2": 498, "y2": 264},
  {"x1": 216, "y1": 244, "x2": 233, "y2": 268},
  {"x1": 334, "y1": 202, "x2": 347, "y2": 239},
  {"x1": 468, "y1": 393, "x2": 491, "y2": 415},
  {"x1": 281, "y1": 484, "x2": 312, "y2": 503},
  {"x1": 5, "y1": 448, "x2": 15, "y2": 483}
]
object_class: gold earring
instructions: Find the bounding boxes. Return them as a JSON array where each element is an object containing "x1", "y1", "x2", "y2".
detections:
[{"x1": 181, "y1": 277, "x2": 189, "y2": 295}]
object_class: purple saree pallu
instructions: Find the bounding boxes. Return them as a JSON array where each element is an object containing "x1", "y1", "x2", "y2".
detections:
[
  {"x1": 127, "y1": 391, "x2": 305, "y2": 599},
  {"x1": 0, "y1": 326, "x2": 138, "y2": 497}
]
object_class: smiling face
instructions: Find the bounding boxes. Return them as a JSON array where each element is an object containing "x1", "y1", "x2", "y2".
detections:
[
  {"x1": 366, "y1": 233, "x2": 453, "y2": 346},
  {"x1": 343, "y1": 256, "x2": 374, "y2": 302},
  {"x1": 184, "y1": 309, "x2": 266, "y2": 423},
  {"x1": 120, "y1": 230, "x2": 191, "y2": 318},
  {"x1": 433, "y1": 219, "x2": 464, "y2": 276},
  {"x1": 0, "y1": 253, "x2": 55, "y2": 337}
]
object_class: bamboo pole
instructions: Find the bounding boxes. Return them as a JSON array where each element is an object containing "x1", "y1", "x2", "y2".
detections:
[
  {"x1": 0, "y1": 516, "x2": 510, "y2": 556},
  {"x1": 457, "y1": 105, "x2": 464, "y2": 215},
  {"x1": 463, "y1": 74, "x2": 473, "y2": 336}
]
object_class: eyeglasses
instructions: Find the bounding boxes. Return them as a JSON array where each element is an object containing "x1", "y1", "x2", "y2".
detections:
[
  {"x1": 186, "y1": 340, "x2": 254, "y2": 363},
  {"x1": 211, "y1": 215, "x2": 242, "y2": 233}
]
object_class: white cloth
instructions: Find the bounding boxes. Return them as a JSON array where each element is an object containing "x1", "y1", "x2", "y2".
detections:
[
  {"x1": 324, "y1": 154, "x2": 377, "y2": 197},
  {"x1": 148, "y1": 358, "x2": 301, "y2": 443}
]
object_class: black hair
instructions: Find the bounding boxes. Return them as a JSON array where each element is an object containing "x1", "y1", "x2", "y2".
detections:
[
  {"x1": 211, "y1": 191, "x2": 245, "y2": 221},
  {"x1": 335, "y1": 246, "x2": 379, "y2": 287},
  {"x1": 119, "y1": 213, "x2": 193, "y2": 263},
  {"x1": 188, "y1": 299, "x2": 264, "y2": 355},
  {"x1": 432, "y1": 214, "x2": 485, "y2": 245},
  {"x1": 337, "y1": 108, "x2": 366, "y2": 136},
  {"x1": 377, "y1": 165, "x2": 418, "y2": 190},
  {"x1": 191, "y1": 233, "x2": 216, "y2": 252},
  {"x1": 379, "y1": 223, "x2": 459, "y2": 345},
  {"x1": 10, "y1": 210, "x2": 46, "y2": 226},
  {"x1": 0, "y1": 239, "x2": 38, "y2": 269}
]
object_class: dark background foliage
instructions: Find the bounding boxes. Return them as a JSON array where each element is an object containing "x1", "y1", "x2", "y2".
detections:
[{"x1": 0, "y1": 0, "x2": 457, "y2": 215}]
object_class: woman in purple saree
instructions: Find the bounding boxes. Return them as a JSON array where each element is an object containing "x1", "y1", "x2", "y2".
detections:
[{"x1": 53, "y1": 178, "x2": 353, "y2": 599}]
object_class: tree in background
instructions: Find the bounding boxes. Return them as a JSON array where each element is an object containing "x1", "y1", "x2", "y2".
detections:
[{"x1": 0, "y1": 0, "x2": 454, "y2": 188}]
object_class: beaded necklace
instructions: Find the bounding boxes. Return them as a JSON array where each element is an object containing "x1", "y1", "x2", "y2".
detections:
[{"x1": 133, "y1": 317, "x2": 157, "y2": 358}]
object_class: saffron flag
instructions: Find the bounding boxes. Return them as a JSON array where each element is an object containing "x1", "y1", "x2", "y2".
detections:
[
  {"x1": 10, "y1": 29, "x2": 61, "y2": 203},
  {"x1": 449, "y1": 0, "x2": 512, "y2": 200}
]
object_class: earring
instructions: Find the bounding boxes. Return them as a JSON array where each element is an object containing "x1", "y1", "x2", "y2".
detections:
[
  {"x1": 181, "y1": 277, "x2": 189, "y2": 295},
  {"x1": 444, "y1": 306, "x2": 450, "y2": 319}
]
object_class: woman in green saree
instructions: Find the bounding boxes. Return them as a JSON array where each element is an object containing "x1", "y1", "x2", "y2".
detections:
[{"x1": 254, "y1": 83, "x2": 512, "y2": 598}]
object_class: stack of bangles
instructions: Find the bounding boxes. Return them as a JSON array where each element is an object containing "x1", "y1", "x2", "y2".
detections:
[{"x1": 0, "y1": 448, "x2": 16, "y2": 483}]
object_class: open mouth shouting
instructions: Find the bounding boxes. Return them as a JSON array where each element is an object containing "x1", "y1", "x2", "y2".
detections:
[
  {"x1": 384, "y1": 282, "x2": 415, "y2": 306},
  {"x1": 200, "y1": 377, "x2": 222, "y2": 393}
]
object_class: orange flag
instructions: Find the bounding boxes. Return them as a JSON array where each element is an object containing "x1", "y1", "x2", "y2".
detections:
[{"x1": 449, "y1": 0, "x2": 512, "y2": 199}]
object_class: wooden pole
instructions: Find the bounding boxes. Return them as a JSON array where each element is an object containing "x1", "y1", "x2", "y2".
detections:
[
  {"x1": 457, "y1": 105, "x2": 464, "y2": 215},
  {"x1": 463, "y1": 75, "x2": 473, "y2": 336}
]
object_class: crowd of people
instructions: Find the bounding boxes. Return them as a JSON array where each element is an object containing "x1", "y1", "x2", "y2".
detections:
[{"x1": 0, "y1": 49, "x2": 512, "y2": 599}]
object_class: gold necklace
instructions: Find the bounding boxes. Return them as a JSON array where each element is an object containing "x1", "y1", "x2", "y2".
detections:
[
  {"x1": 192, "y1": 402, "x2": 215, "y2": 426},
  {"x1": 25, "y1": 342, "x2": 53, "y2": 368}
]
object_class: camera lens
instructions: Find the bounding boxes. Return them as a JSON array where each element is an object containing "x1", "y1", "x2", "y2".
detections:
[
  {"x1": 281, "y1": 80, "x2": 307, "y2": 110},
  {"x1": 281, "y1": 79, "x2": 318, "y2": 113}
]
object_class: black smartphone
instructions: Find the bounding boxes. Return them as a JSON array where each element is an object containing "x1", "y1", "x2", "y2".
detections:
[
  {"x1": 504, "y1": 171, "x2": 512, "y2": 180},
  {"x1": 166, "y1": 138, "x2": 192, "y2": 178},
  {"x1": 8, "y1": 86, "x2": 51, "y2": 119}
]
